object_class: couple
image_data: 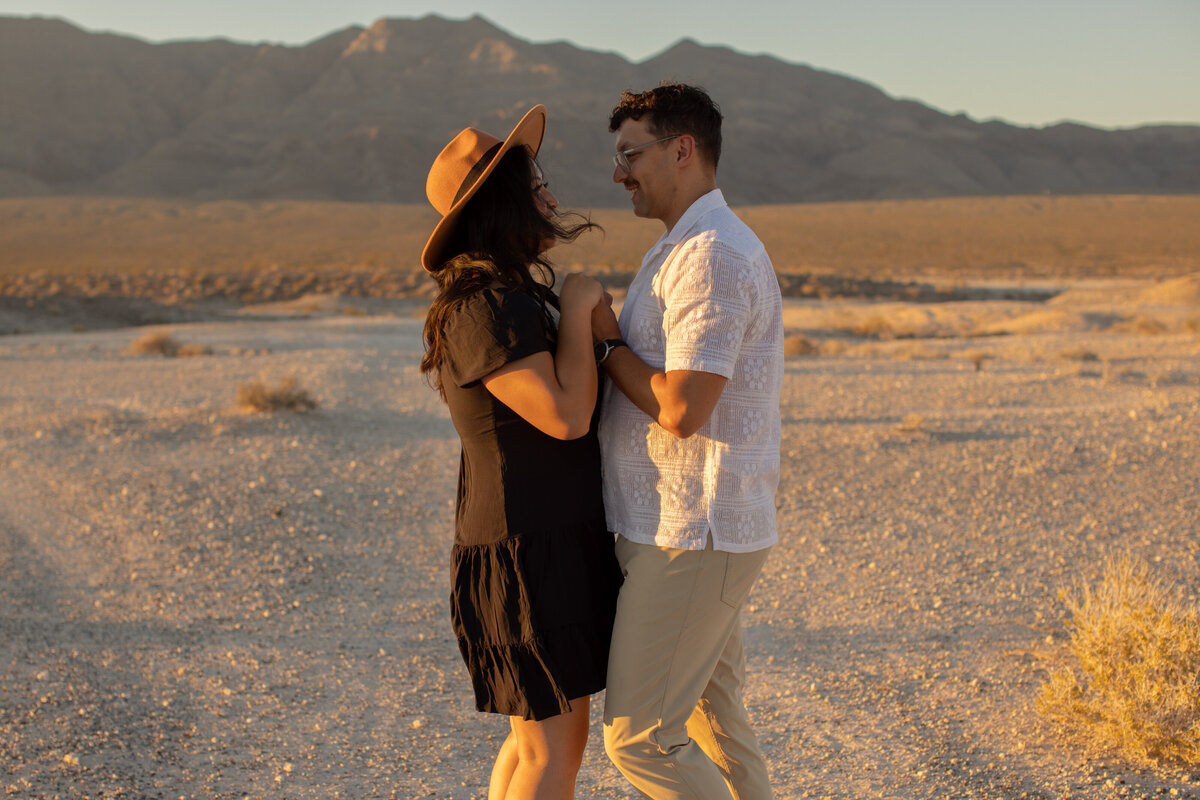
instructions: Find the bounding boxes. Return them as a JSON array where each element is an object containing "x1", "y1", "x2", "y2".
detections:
[{"x1": 419, "y1": 84, "x2": 783, "y2": 800}]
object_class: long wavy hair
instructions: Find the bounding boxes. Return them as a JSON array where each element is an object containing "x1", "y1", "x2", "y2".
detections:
[{"x1": 421, "y1": 146, "x2": 597, "y2": 397}]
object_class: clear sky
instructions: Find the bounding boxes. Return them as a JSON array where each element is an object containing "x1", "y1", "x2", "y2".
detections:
[{"x1": 2, "y1": 0, "x2": 1197, "y2": 129}]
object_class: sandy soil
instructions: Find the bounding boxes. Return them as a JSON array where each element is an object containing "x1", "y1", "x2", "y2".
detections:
[
  {"x1": 2, "y1": 277, "x2": 1200, "y2": 799},
  {"x1": 5, "y1": 195, "x2": 1200, "y2": 280}
]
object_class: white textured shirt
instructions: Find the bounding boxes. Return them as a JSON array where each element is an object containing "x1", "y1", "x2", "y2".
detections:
[{"x1": 599, "y1": 190, "x2": 783, "y2": 553}]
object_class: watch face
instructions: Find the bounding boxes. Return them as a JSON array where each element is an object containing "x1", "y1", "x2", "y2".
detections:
[{"x1": 594, "y1": 341, "x2": 607, "y2": 360}]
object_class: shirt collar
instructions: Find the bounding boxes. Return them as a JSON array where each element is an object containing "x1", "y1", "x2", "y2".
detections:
[{"x1": 662, "y1": 188, "x2": 726, "y2": 246}]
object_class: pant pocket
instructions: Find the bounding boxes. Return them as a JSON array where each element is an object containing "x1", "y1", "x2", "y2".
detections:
[{"x1": 719, "y1": 548, "x2": 768, "y2": 610}]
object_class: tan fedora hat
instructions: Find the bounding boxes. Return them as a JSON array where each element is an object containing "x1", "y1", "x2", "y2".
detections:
[{"x1": 421, "y1": 105, "x2": 547, "y2": 272}]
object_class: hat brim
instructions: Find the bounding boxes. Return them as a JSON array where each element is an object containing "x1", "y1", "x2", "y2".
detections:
[{"x1": 421, "y1": 105, "x2": 547, "y2": 272}]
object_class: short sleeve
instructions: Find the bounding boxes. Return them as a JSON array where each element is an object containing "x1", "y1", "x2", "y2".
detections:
[
  {"x1": 442, "y1": 287, "x2": 552, "y2": 387},
  {"x1": 660, "y1": 239, "x2": 751, "y2": 378}
]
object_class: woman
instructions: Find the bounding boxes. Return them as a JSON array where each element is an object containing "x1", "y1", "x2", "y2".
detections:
[{"x1": 419, "y1": 105, "x2": 622, "y2": 799}]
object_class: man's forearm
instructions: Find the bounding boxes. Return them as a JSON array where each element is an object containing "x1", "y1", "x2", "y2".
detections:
[
  {"x1": 601, "y1": 346, "x2": 666, "y2": 426},
  {"x1": 602, "y1": 347, "x2": 727, "y2": 439}
]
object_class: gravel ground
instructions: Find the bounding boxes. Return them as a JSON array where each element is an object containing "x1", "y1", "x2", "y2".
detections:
[{"x1": 1, "y1": 289, "x2": 1199, "y2": 799}]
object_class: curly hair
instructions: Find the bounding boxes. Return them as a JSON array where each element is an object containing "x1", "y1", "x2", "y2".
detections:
[
  {"x1": 420, "y1": 146, "x2": 597, "y2": 397},
  {"x1": 609, "y1": 83, "x2": 723, "y2": 169}
]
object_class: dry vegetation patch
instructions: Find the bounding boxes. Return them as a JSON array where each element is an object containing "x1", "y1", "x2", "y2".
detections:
[
  {"x1": 783, "y1": 334, "x2": 818, "y2": 357},
  {"x1": 1058, "y1": 347, "x2": 1101, "y2": 362},
  {"x1": 127, "y1": 331, "x2": 212, "y2": 357},
  {"x1": 1039, "y1": 557, "x2": 1200, "y2": 767},
  {"x1": 236, "y1": 375, "x2": 317, "y2": 413},
  {"x1": 961, "y1": 349, "x2": 996, "y2": 371},
  {"x1": 1111, "y1": 314, "x2": 1169, "y2": 335}
]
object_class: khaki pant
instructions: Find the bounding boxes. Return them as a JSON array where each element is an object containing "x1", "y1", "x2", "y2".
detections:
[{"x1": 603, "y1": 534, "x2": 773, "y2": 800}]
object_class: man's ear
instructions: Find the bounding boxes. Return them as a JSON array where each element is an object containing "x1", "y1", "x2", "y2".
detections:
[{"x1": 674, "y1": 134, "x2": 697, "y2": 167}]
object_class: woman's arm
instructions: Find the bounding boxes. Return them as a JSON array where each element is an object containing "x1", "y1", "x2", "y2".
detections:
[{"x1": 481, "y1": 273, "x2": 602, "y2": 440}]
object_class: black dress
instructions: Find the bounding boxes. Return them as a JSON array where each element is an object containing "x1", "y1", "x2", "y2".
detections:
[{"x1": 440, "y1": 284, "x2": 622, "y2": 721}]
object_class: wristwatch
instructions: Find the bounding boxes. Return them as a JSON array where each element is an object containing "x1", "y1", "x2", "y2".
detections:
[{"x1": 593, "y1": 338, "x2": 627, "y2": 364}]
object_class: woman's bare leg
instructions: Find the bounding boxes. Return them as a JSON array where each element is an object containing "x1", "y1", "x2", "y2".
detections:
[
  {"x1": 489, "y1": 730, "x2": 520, "y2": 799},
  {"x1": 503, "y1": 696, "x2": 591, "y2": 799}
]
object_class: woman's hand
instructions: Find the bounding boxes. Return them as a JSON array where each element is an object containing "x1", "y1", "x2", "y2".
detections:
[{"x1": 559, "y1": 272, "x2": 603, "y2": 314}]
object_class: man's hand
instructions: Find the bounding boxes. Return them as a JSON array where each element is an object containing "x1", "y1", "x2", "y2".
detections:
[{"x1": 592, "y1": 291, "x2": 621, "y2": 342}]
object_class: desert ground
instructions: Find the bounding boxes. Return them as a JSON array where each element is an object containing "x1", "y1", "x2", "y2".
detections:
[{"x1": 2, "y1": 196, "x2": 1200, "y2": 798}]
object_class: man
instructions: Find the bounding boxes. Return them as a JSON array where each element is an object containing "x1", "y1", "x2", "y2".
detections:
[{"x1": 592, "y1": 84, "x2": 783, "y2": 800}]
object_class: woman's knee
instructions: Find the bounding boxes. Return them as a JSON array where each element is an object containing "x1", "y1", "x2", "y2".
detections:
[{"x1": 513, "y1": 700, "x2": 590, "y2": 766}]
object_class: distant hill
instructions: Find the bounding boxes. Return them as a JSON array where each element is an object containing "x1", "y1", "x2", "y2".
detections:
[{"x1": 2, "y1": 14, "x2": 1199, "y2": 206}]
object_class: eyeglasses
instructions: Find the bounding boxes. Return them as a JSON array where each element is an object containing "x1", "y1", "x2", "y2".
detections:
[{"x1": 613, "y1": 135, "x2": 680, "y2": 173}]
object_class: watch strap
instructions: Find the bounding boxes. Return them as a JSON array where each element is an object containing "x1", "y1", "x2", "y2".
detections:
[{"x1": 595, "y1": 337, "x2": 627, "y2": 364}]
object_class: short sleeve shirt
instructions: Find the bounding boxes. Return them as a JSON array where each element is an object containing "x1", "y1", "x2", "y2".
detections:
[{"x1": 598, "y1": 190, "x2": 783, "y2": 553}]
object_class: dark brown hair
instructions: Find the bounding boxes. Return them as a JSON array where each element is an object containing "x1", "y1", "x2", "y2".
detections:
[
  {"x1": 420, "y1": 146, "x2": 597, "y2": 397},
  {"x1": 609, "y1": 83, "x2": 723, "y2": 169}
]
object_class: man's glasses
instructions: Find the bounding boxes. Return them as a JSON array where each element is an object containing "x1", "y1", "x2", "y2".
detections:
[{"x1": 613, "y1": 135, "x2": 680, "y2": 173}]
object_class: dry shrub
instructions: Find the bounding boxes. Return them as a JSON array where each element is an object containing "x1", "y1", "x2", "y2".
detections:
[
  {"x1": 898, "y1": 413, "x2": 924, "y2": 431},
  {"x1": 1112, "y1": 314, "x2": 1168, "y2": 335},
  {"x1": 783, "y1": 334, "x2": 818, "y2": 357},
  {"x1": 853, "y1": 314, "x2": 895, "y2": 340},
  {"x1": 799, "y1": 280, "x2": 831, "y2": 299},
  {"x1": 176, "y1": 342, "x2": 213, "y2": 357},
  {"x1": 128, "y1": 330, "x2": 211, "y2": 357},
  {"x1": 818, "y1": 339, "x2": 850, "y2": 357},
  {"x1": 1058, "y1": 347, "x2": 1100, "y2": 362},
  {"x1": 889, "y1": 342, "x2": 946, "y2": 361},
  {"x1": 961, "y1": 349, "x2": 995, "y2": 371},
  {"x1": 1038, "y1": 557, "x2": 1200, "y2": 767},
  {"x1": 129, "y1": 331, "x2": 180, "y2": 356},
  {"x1": 236, "y1": 375, "x2": 317, "y2": 413}
]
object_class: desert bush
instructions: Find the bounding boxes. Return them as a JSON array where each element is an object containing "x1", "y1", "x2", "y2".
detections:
[
  {"x1": 852, "y1": 314, "x2": 896, "y2": 340},
  {"x1": 961, "y1": 349, "x2": 995, "y2": 371},
  {"x1": 818, "y1": 340, "x2": 850, "y2": 357},
  {"x1": 1057, "y1": 347, "x2": 1100, "y2": 362},
  {"x1": 128, "y1": 330, "x2": 211, "y2": 357},
  {"x1": 783, "y1": 334, "x2": 818, "y2": 357},
  {"x1": 129, "y1": 331, "x2": 180, "y2": 356},
  {"x1": 1112, "y1": 314, "x2": 1168, "y2": 335},
  {"x1": 175, "y1": 342, "x2": 213, "y2": 357},
  {"x1": 889, "y1": 343, "x2": 946, "y2": 361},
  {"x1": 236, "y1": 375, "x2": 317, "y2": 413},
  {"x1": 1038, "y1": 556, "x2": 1200, "y2": 767}
]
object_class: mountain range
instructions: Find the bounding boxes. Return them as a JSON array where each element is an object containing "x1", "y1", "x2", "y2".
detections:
[{"x1": 2, "y1": 14, "x2": 1199, "y2": 207}]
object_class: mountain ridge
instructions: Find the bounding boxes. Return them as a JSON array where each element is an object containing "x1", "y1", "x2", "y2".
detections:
[{"x1": 2, "y1": 14, "x2": 1197, "y2": 206}]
